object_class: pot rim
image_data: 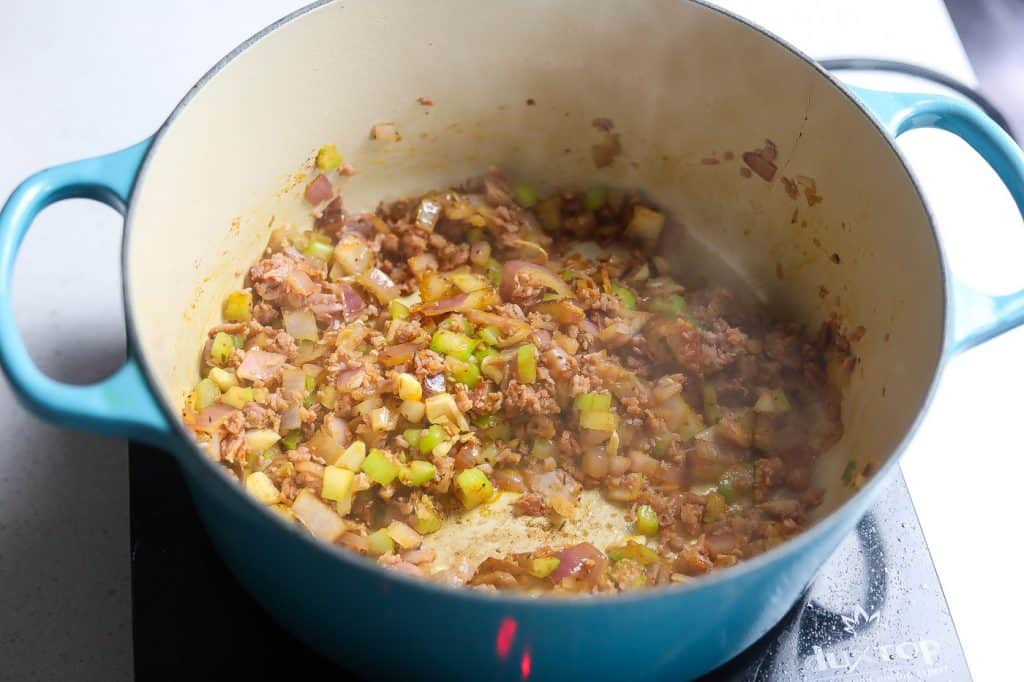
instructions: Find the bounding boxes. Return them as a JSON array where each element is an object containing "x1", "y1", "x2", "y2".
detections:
[{"x1": 121, "y1": 0, "x2": 949, "y2": 609}]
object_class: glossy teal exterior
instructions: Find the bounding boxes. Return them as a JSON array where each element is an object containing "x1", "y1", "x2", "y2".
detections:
[
  {"x1": 2, "y1": 83, "x2": 1024, "y2": 682},
  {"x1": 850, "y1": 86, "x2": 1024, "y2": 355},
  {"x1": 181, "y1": 447, "x2": 877, "y2": 681},
  {"x1": 0, "y1": 139, "x2": 172, "y2": 446}
]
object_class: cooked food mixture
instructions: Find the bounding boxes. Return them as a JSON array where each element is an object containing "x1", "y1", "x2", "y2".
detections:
[{"x1": 185, "y1": 158, "x2": 853, "y2": 594}]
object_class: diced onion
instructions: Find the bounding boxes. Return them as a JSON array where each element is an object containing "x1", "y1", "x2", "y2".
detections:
[
  {"x1": 334, "y1": 235, "x2": 374, "y2": 276},
  {"x1": 357, "y1": 268, "x2": 399, "y2": 304},
  {"x1": 387, "y1": 520, "x2": 423, "y2": 549},
  {"x1": 292, "y1": 489, "x2": 346, "y2": 541},
  {"x1": 416, "y1": 199, "x2": 443, "y2": 232},
  {"x1": 626, "y1": 206, "x2": 666, "y2": 243},
  {"x1": 283, "y1": 309, "x2": 319, "y2": 342},
  {"x1": 407, "y1": 253, "x2": 439, "y2": 279},
  {"x1": 499, "y1": 260, "x2": 573, "y2": 301}
]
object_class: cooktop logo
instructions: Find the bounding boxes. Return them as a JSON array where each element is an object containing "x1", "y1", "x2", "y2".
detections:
[
  {"x1": 841, "y1": 604, "x2": 880, "y2": 636},
  {"x1": 803, "y1": 603, "x2": 945, "y2": 678}
]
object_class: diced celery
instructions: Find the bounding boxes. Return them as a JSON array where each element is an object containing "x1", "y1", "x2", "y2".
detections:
[
  {"x1": 281, "y1": 431, "x2": 302, "y2": 451},
  {"x1": 536, "y1": 196, "x2": 562, "y2": 232},
  {"x1": 402, "y1": 429, "x2": 421, "y2": 449},
  {"x1": 361, "y1": 449, "x2": 399, "y2": 485},
  {"x1": 473, "y1": 345, "x2": 498, "y2": 363},
  {"x1": 316, "y1": 143, "x2": 342, "y2": 171},
  {"x1": 304, "y1": 374, "x2": 317, "y2": 392},
  {"x1": 531, "y1": 439, "x2": 557, "y2": 459},
  {"x1": 454, "y1": 467, "x2": 495, "y2": 509},
  {"x1": 513, "y1": 184, "x2": 538, "y2": 208},
  {"x1": 703, "y1": 490, "x2": 727, "y2": 523},
  {"x1": 574, "y1": 392, "x2": 612, "y2": 412},
  {"x1": 221, "y1": 386, "x2": 253, "y2": 409},
  {"x1": 720, "y1": 462, "x2": 754, "y2": 502},
  {"x1": 517, "y1": 343, "x2": 537, "y2": 384},
  {"x1": 322, "y1": 466, "x2": 355, "y2": 501},
  {"x1": 232, "y1": 334, "x2": 246, "y2": 348},
  {"x1": 561, "y1": 268, "x2": 574, "y2": 283},
  {"x1": 528, "y1": 557, "x2": 561, "y2": 579},
  {"x1": 584, "y1": 187, "x2": 607, "y2": 212},
  {"x1": 430, "y1": 329, "x2": 476, "y2": 361},
  {"x1": 466, "y1": 228, "x2": 483, "y2": 244},
  {"x1": 635, "y1": 504, "x2": 659, "y2": 536},
  {"x1": 245, "y1": 429, "x2": 281, "y2": 455},
  {"x1": 449, "y1": 357, "x2": 481, "y2": 388},
  {"x1": 303, "y1": 240, "x2": 334, "y2": 261},
  {"x1": 478, "y1": 326, "x2": 500, "y2": 347},
  {"x1": 224, "y1": 291, "x2": 252, "y2": 322},
  {"x1": 413, "y1": 498, "x2": 443, "y2": 534},
  {"x1": 842, "y1": 459, "x2": 858, "y2": 485},
  {"x1": 396, "y1": 373, "x2": 422, "y2": 401},
  {"x1": 245, "y1": 472, "x2": 280, "y2": 505},
  {"x1": 648, "y1": 294, "x2": 687, "y2": 316},
  {"x1": 399, "y1": 460, "x2": 436, "y2": 487},
  {"x1": 611, "y1": 283, "x2": 637, "y2": 310},
  {"x1": 192, "y1": 378, "x2": 221, "y2": 410},
  {"x1": 652, "y1": 433, "x2": 673, "y2": 458},
  {"x1": 703, "y1": 384, "x2": 720, "y2": 425},
  {"x1": 367, "y1": 528, "x2": 395, "y2": 556},
  {"x1": 485, "y1": 418, "x2": 512, "y2": 441},
  {"x1": 210, "y1": 332, "x2": 235, "y2": 364},
  {"x1": 473, "y1": 414, "x2": 496, "y2": 429},
  {"x1": 717, "y1": 478, "x2": 736, "y2": 504},
  {"x1": 389, "y1": 299, "x2": 410, "y2": 320},
  {"x1": 753, "y1": 388, "x2": 791, "y2": 414},
  {"x1": 207, "y1": 367, "x2": 237, "y2": 392},
  {"x1": 579, "y1": 410, "x2": 618, "y2": 431},
  {"x1": 387, "y1": 520, "x2": 423, "y2": 549},
  {"x1": 607, "y1": 541, "x2": 660, "y2": 565},
  {"x1": 418, "y1": 424, "x2": 446, "y2": 454},
  {"x1": 486, "y1": 258, "x2": 502, "y2": 287},
  {"x1": 338, "y1": 441, "x2": 367, "y2": 471}
]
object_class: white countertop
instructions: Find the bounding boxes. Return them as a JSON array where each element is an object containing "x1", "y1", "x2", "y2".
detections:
[{"x1": 0, "y1": 1, "x2": 1017, "y2": 679}]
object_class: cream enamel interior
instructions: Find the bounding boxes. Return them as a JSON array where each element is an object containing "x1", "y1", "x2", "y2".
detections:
[{"x1": 126, "y1": 0, "x2": 943, "y2": 564}]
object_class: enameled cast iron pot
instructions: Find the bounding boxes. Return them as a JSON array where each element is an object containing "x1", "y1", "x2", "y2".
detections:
[{"x1": 3, "y1": 1, "x2": 1024, "y2": 679}]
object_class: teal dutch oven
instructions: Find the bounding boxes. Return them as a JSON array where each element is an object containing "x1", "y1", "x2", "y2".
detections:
[{"x1": 2, "y1": 1, "x2": 1023, "y2": 679}]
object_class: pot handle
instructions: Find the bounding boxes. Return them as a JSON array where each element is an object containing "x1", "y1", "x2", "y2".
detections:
[
  {"x1": 851, "y1": 85, "x2": 1024, "y2": 355},
  {"x1": 0, "y1": 139, "x2": 174, "y2": 446}
]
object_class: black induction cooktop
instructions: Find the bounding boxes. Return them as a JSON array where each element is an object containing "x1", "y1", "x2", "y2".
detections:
[{"x1": 129, "y1": 443, "x2": 970, "y2": 681}]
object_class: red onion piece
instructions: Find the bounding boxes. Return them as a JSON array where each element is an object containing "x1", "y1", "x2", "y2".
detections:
[
  {"x1": 741, "y1": 151, "x2": 777, "y2": 181},
  {"x1": 280, "y1": 404, "x2": 301, "y2": 431},
  {"x1": 305, "y1": 173, "x2": 332, "y2": 204},
  {"x1": 286, "y1": 269, "x2": 317, "y2": 296},
  {"x1": 357, "y1": 267, "x2": 399, "y2": 304},
  {"x1": 237, "y1": 350, "x2": 286, "y2": 381},
  {"x1": 423, "y1": 373, "x2": 446, "y2": 394},
  {"x1": 336, "y1": 368, "x2": 366, "y2": 392},
  {"x1": 407, "y1": 252, "x2": 439, "y2": 279},
  {"x1": 499, "y1": 260, "x2": 572, "y2": 302},
  {"x1": 417, "y1": 293, "x2": 469, "y2": 317},
  {"x1": 378, "y1": 342, "x2": 422, "y2": 368},
  {"x1": 194, "y1": 403, "x2": 237, "y2": 433},
  {"x1": 550, "y1": 543, "x2": 605, "y2": 582},
  {"x1": 339, "y1": 283, "x2": 366, "y2": 315}
]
